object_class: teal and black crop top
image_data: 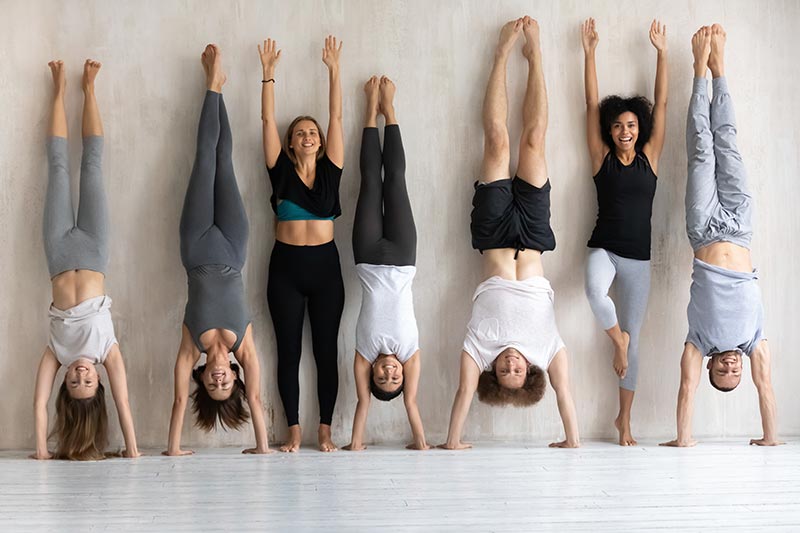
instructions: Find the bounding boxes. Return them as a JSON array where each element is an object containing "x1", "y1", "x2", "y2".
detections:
[{"x1": 267, "y1": 150, "x2": 342, "y2": 220}]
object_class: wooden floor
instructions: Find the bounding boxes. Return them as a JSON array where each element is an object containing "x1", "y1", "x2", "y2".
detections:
[{"x1": 1, "y1": 440, "x2": 798, "y2": 532}]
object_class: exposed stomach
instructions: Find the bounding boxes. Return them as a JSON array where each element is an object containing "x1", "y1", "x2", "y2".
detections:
[
  {"x1": 51, "y1": 270, "x2": 105, "y2": 310},
  {"x1": 694, "y1": 242, "x2": 753, "y2": 272},
  {"x1": 276, "y1": 220, "x2": 335, "y2": 246}
]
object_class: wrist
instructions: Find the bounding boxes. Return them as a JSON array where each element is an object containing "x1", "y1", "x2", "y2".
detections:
[{"x1": 262, "y1": 68, "x2": 275, "y2": 78}]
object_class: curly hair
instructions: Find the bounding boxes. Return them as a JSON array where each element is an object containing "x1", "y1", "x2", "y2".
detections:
[
  {"x1": 283, "y1": 115, "x2": 327, "y2": 164},
  {"x1": 476, "y1": 365, "x2": 547, "y2": 407},
  {"x1": 191, "y1": 363, "x2": 250, "y2": 431},
  {"x1": 708, "y1": 350, "x2": 742, "y2": 393},
  {"x1": 369, "y1": 368, "x2": 404, "y2": 402},
  {"x1": 598, "y1": 95, "x2": 653, "y2": 152},
  {"x1": 52, "y1": 381, "x2": 109, "y2": 461}
]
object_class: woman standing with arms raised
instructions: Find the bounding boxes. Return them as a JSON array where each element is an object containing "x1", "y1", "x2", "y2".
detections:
[
  {"x1": 259, "y1": 37, "x2": 344, "y2": 452},
  {"x1": 581, "y1": 18, "x2": 668, "y2": 446}
]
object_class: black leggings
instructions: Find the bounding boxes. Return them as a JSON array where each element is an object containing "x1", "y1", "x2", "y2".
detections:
[
  {"x1": 267, "y1": 240, "x2": 345, "y2": 426},
  {"x1": 352, "y1": 126, "x2": 416, "y2": 266},
  {"x1": 179, "y1": 91, "x2": 248, "y2": 271}
]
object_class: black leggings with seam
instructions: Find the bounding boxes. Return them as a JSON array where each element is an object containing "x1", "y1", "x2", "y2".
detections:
[
  {"x1": 352, "y1": 125, "x2": 416, "y2": 266},
  {"x1": 267, "y1": 240, "x2": 344, "y2": 427}
]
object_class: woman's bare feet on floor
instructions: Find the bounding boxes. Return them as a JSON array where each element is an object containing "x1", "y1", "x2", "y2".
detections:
[
  {"x1": 615, "y1": 415, "x2": 638, "y2": 446},
  {"x1": 691, "y1": 26, "x2": 711, "y2": 79},
  {"x1": 318, "y1": 424, "x2": 338, "y2": 452},
  {"x1": 201, "y1": 44, "x2": 226, "y2": 92},
  {"x1": 280, "y1": 425, "x2": 302, "y2": 452}
]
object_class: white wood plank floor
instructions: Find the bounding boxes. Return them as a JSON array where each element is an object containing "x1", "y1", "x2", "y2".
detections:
[{"x1": 0, "y1": 440, "x2": 798, "y2": 532}]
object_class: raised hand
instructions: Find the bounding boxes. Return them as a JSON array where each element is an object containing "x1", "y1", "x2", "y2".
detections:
[
  {"x1": 258, "y1": 38, "x2": 282, "y2": 73},
  {"x1": 649, "y1": 19, "x2": 667, "y2": 52},
  {"x1": 581, "y1": 17, "x2": 599, "y2": 54},
  {"x1": 322, "y1": 35, "x2": 342, "y2": 71}
]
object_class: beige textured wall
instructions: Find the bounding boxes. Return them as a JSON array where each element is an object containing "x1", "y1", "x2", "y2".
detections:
[{"x1": 1, "y1": 0, "x2": 798, "y2": 450}]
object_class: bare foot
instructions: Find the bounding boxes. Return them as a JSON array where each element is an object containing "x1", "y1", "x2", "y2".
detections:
[
  {"x1": 201, "y1": 44, "x2": 226, "y2": 93},
  {"x1": 279, "y1": 425, "x2": 301, "y2": 452},
  {"x1": 48, "y1": 60, "x2": 66, "y2": 94},
  {"x1": 364, "y1": 75, "x2": 379, "y2": 126},
  {"x1": 613, "y1": 331, "x2": 630, "y2": 379},
  {"x1": 708, "y1": 24, "x2": 726, "y2": 78},
  {"x1": 521, "y1": 16, "x2": 541, "y2": 60},
  {"x1": 318, "y1": 424, "x2": 338, "y2": 452},
  {"x1": 496, "y1": 18, "x2": 523, "y2": 58},
  {"x1": 614, "y1": 416, "x2": 637, "y2": 446},
  {"x1": 691, "y1": 26, "x2": 711, "y2": 78},
  {"x1": 379, "y1": 76, "x2": 397, "y2": 124},
  {"x1": 82, "y1": 59, "x2": 101, "y2": 92}
]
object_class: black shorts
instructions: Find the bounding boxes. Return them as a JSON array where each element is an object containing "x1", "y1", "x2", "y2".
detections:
[{"x1": 470, "y1": 177, "x2": 556, "y2": 253}]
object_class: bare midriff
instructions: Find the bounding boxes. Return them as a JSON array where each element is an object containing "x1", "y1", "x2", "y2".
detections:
[
  {"x1": 694, "y1": 241, "x2": 753, "y2": 273},
  {"x1": 482, "y1": 248, "x2": 544, "y2": 281},
  {"x1": 276, "y1": 219, "x2": 335, "y2": 246},
  {"x1": 51, "y1": 269, "x2": 105, "y2": 310}
]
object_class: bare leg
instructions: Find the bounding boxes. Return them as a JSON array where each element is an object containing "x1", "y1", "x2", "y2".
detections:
[
  {"x1": 318, "y1": 424, "x2": 337, "y2": 452},
  {"x1": 81, "y1": 60, "x2": 103, "y2": 137},
  {"x1": 280, "y1": 425, "x2": 302, "y2": 453},
  {"x1": 708, "y1": 24, "x2": 725, "y2": 79},
  {"x1": 479, "y1": 18, "x2": 521, "y2": 182},
  {"x1": 615, "y1": 388, "x2": 637, "y2": 446},
  {"x1": 48, "y1": 61, "x2": 67, "y2": 137},
  {"x1": 516, "y1": 16, "x2": 548, "y2": 188}
]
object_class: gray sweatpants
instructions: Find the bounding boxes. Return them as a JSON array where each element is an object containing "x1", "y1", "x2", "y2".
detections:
[
  {"x1": 686, "y1": 77, "x2": 753, "y2": 250},
  {"x1": 44, "y1": 136, "x2": 109, "y2": 278},
  {"x1": 585, "y1": 248, "x2": 651, "y2": 391}
]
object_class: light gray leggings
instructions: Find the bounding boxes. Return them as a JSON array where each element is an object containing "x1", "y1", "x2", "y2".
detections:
[
  {"x1": 44, "y1": 136, "x2": 108, "y2": 278},
  {"x1": 585, "y1": 248, "x2": 651, "y2": 391},
  {"x1": 686, "y1": 76, "x2": 752, "y2": 250}
]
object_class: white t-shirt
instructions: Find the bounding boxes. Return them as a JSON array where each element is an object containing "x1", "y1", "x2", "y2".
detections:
[
  {"x1": 49, "y1": 295, "x2": 117, "y2": 366},
  {"x1": 355, "y1": 264, "x2": 419, "y2": 363},
  {"x1": 463, "y1": 276, "x2": 564, "y2": 371}
]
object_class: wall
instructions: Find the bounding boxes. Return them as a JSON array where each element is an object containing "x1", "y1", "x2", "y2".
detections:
[{"x1": 1, "y1": 0, "x2": 798, "y2": 450}]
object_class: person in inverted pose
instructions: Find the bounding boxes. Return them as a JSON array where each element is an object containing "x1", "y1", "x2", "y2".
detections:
[
  {"x1": 343, "y1": 76, "x2": 428, "y2": 452},
  {"x1": 259, "y1": 36, "x2": 344, "y2": 452},
  {"x1": 581, "y1": 18, "x2": 667, "y2": 446},
  {"x1": 661, "y1": 25, "x2": 781, "y2": 448},
  {"x1": 33, "y1": 59, "x2": 139, "y2": 460},
  {"x1": 166, "y1": 45, "x2": 271, "y2": 456},
  {"x1": 441, "y1": 17, "x2": 579, "y2": 450}
]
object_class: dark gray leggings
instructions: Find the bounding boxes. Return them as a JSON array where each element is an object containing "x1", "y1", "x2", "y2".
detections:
[
  {"x1": 352, "y1": 126, "x2": 416, "y2": 266},
  {"x1": 180, "y1": 91, "x2": 248, "y2": 271},
  {"x1": 44, "y1": 135, "x2": 109, "y2": 278}
]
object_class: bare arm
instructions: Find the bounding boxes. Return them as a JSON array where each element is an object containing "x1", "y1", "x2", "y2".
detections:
[
  {"x1": 344, "y1": 353, "x2": 372, "y2": 451},
  {"x1": 581, "y1": 17, "x2": 607, "y2": 174},
  {"x1": 236, "y1": 325, "x2": 272, "y2": 454},
  {"x1": 103, "y1": 345, "x2": 140, "y2": 458},
  {"x1": 660, "y1": 343, "x2": 703, "y2": 447},
  {"x1": 164, "y1": 326, "x2": 200, "y2": 456},
  {"x1": 749, "y1": 340, "x2": 783, "y2": 446},
  {"x1": 31, "y1": 348, "x2": 59, "y2": 459},
  {"x1": 259, "y1": 38, "x2": 282, "y2": 168},
  {"x1": 322, "y1": 35, "x2": 344, "y2": 167},
  {"x1": 547, "y1": 349, "x2": 580, "y2": 448},
  {"x1": 402, "y1": 351, "x2": 429, "y2": 450},
  {"x1": 440, "y1": 351, "x2": 480, "y2": 450},
  {"x1": 643, "y1": 19, "x2": 668, "y2": 171}
]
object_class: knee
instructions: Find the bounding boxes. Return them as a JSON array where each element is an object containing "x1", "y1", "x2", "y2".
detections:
[
  {"x1": 521, "y1": 125, "x2": 546, "y2": 154},
  {"x1": 584, "y1": 278, "x2": 608, "y2": 303},
  {"x1": 484, "y1": 124, "x2": 510, "y2": 158}
]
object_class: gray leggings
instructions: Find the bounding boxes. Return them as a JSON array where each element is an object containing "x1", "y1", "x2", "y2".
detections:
[
  {"x1": 180, "y1": 91, "x2": 248, "y2": 271},
  {"x1": 686, "y1": 77, "x2": 752, "y2": 250},
  {"x1": 44, "y1": 136, "x2": 109, "y2": 278},
  {"x1": 585, "y1": 248, "x2": 651, "y2": 391},
  {"x1": 352, "y1": 125, "x2": 416, "y2": 266}
]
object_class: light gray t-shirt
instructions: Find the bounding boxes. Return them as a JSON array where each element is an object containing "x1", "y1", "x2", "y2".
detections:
[
  {"x1": 463, "y1": 276, "x2": 565, "y2": 371},
  {"x1": 686, "y1": 258, "x2": 764, "y2": 357},
  {"x1": 355, "y1": 264, "x2": 419, "y2": 363},
  {"x1": 49, "y1": 295, "x2": 117, "y2": 366}
]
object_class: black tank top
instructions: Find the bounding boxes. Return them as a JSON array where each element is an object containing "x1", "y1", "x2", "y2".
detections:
[{"x1": 587, "y1": 151, "x2": 657, "y2": 260}]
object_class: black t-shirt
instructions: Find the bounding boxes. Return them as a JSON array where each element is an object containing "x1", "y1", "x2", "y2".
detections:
[
  {"x1": 587, "y1": 151, "x2": 657, "y2": 260},
  {"x1": 267, "y1": 150, "x2": 342, "y2": 218}
]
